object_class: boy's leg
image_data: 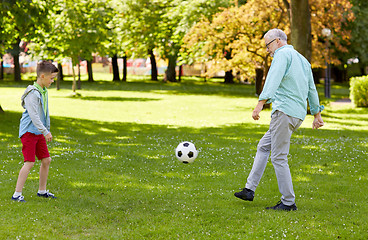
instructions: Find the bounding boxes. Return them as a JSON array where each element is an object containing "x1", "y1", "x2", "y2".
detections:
[
  {"x1": 35, "y1": 134, "x2": 51, "y2": 192},
  {"x1": 15, "y1": 162, "x2": 35, "y2": 192},
  {"x1": 38, "y1": 156, "x2": 56, "y2": 198},
  {"x1": 39, "y1": 157, "x2": 51, "y2": 191},
  {"x1": 15, "y1": 132, "x2": 37, "y2": 193}
]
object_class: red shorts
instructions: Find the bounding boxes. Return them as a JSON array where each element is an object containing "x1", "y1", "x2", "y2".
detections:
[{"x1": 21, "y1": 132, "x2": 50, "y2": 162}]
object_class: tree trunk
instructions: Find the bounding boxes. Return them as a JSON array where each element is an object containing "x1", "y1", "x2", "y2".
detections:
[
  {"x1": 56, "y1": 62, "x2": 63, "y2": 90},
  {"x1": 87, "y1": 60, "x2": 94, "y2": 82},
  {"x1": 112, "y1": 54, "x2": 120, "y2": 81},
  {"x1": 77, "y1": 62, "x2": 81, "y2": 90},
  {"x1": 0, "y1": 54, "x2": 3, "y2": 81},
  {"x1": 57, "y1": 62, "x2": 63, "y2": 81},
  {"x1": 11, "y1": 40, "x2": 22, "y2": 82},
  {"x1": 224, "y1": 49, "x2": 234, "y2": 83},
  {"x1": 290, "y1": 0, "x2": 312, "y2": 61},
  {"x1": 0, "y1": 104, "x2": 4, "y2": 113},
  {"x1": 167, "y1": 55, "x2": 177, "y2": 82},
  {"x1": 312, "y1": 68, "x2": 321, "y2": 84},
  {"x1": 255, "y1": 68, "x2": 264, "y2": 95},
  {"x1": 122, "y1": 55, "x2": 127, "y2": 82},
  {"x1": 224, "y1": 70, "x2": 234, "y2": 83},
  {"x1": 149, "y1": 49, "x2": 158, "y2": 81},
  {"x1": 332, "y1": 66, "x2": 347, "y2": 83},
  {"x1": 13, "y1": 53, "x2": 21, "y2": 82},
  {"x1": 178, "y1": 65, "x2": 183, "y2": 82},
  {"x1": 359, "y1": 64, "x2": 366, "y2": 75},
  {"x1": 72, "y1": 61, "x2": 76, "y2": 93}
]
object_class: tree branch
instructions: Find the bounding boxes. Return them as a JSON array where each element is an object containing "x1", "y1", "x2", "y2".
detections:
[{"x1": 281, "y1": 0, "x2": 291, "y2": 21}]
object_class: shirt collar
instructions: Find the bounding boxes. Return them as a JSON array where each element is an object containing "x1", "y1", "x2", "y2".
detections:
[
  {"x1": 33, "y1": 82, "x2": 47, "y2": 94},
  {"x1": 274, "y1": 45, "x2": 294, "y2": 54}
]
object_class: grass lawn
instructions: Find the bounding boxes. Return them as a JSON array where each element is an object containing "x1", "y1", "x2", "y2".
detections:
[{"x1": 0, "y1": 75, "x2": 367, "y2": 239}]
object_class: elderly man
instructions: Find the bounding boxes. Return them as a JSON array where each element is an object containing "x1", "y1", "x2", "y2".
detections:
[{"x1": 234, "y1": 28, "x2": 324, "y2": 211}]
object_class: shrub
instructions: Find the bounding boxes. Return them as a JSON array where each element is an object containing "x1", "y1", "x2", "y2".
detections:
[{"x1": 350, "y1": 75, "x2": 368, "y2": 107}]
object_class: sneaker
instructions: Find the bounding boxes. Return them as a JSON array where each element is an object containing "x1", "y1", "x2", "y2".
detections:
[
  {"x1": 37, "y1": 190, "x2": 57, "y2": 199},
  {"x1": 234, "y1": 188, "x2": 254, "y2": 201},
  {"x1": 11, "y1": 195, "x2": 26, "y2": 202},
  {"x1": 266, "y1": 201, "x2": 297, "y2": 211}
]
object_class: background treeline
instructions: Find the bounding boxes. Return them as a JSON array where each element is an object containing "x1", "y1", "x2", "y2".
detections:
[{"x1": 0, "y1": 0, "x2": 367, "y2": 84}]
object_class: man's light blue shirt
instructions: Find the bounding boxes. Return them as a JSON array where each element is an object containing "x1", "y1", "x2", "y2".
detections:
[{"x1": 259, "y1": 45, "x2": 323, "y2": 120}]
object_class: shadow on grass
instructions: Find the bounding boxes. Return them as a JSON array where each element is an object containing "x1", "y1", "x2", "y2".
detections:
[
  {"x1": 60, "y1": 95, "x2": 161, "y2": 102},
  {"x1": 2, "y1": 110, "x2": 367, "y2": 184},
  {"x1": 0, "y1": 79, "x2": 257, "y2": 98},
  {"x1": 0, "y1": 75, "x2": 346, "y2": 102}
]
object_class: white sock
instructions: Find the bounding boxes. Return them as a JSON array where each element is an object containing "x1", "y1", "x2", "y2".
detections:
[
  {"x1": 13, "y1": 191, "x2": 22, "y2": 198},
  {"x1": 38, "y1": 190, "x2": 47, "y2": 194}
]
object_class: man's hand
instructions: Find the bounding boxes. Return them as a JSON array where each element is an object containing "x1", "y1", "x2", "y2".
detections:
[
  {"x1": 45, "y1": 132, "x2": 53, "y2": 142},
  {"x1": 312, "y1": 112, "x2": 324, "y2": 129},
  {"x1": 252, "y1": 100, "x2": 267, "y2": 120}
]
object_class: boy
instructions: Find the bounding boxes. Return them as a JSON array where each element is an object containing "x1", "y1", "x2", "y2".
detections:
[{"x1": 12, "y1": 61, "x2": 58, "y2": 202}]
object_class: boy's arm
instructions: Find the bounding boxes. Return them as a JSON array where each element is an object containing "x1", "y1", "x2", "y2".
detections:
[{"x1": 24, "y1": 92, "x2": 50, "y2": 136}]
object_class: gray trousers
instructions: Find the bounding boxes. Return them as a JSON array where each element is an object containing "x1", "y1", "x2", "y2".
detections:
[{"x1": 245, "y1": 110, "x2": 303, "y2": 205}]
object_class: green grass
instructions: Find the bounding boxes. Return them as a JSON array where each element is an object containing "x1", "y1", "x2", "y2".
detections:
[{"x1": 0, "y1": 75, "x2": 367, "y2": 239}]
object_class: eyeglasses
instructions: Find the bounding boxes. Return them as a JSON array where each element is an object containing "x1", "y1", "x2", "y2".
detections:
[{"x1": 265, "y1": 38, "x2": 277, "y2": 49}]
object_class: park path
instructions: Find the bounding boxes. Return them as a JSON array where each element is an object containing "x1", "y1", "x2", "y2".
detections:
[{"x1": 330, "y1": 98, "x2": 352, "y2": 105}]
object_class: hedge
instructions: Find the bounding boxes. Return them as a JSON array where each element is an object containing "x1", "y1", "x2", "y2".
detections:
[{"x1": 350, "y1": 75, "x2": 368, "y2": 107}]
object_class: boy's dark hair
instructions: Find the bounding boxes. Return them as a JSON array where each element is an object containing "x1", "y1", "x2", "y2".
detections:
[{"x1": 37, "y1": 60, "x2": 59, "y2": 77}]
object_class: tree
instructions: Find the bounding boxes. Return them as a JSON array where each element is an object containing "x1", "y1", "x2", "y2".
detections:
[
  {"x1": 99, "y1": 0, "x2": 131, "y2": 82},
  {"x1": 308, "y1": 0, "x2": 354, "y2": 68},
  {"x1": 122, "y1": 0, "x2": 229, "y2": 82},
  {"x1": 183, "y1": 1, "x2": 288, "y2": 83},
  {"x1": 183, "y1": 0, "x2": 354, "y2": 85},
  {"x1": 1, "y1": 0, "x2": 51, "y2": 81},
  {"x1": 30, "y1": 0, "x2": 114, "y2": 89},
  {"x1": 287, "y1": 0, "x2": 312, "y2": 61},
  {"x1": 121, "y1": 0, "x2": 167, "y2": 81},
  {"x1": 161, "y1": 0, "x2": 230, "y2": 82}
]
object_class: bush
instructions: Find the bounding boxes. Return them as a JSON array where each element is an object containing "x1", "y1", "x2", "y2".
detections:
[{"x1": 350, "y1": 75, "x2": 368, "y2": 107}]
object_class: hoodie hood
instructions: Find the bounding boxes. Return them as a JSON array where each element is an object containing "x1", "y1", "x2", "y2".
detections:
[{"x1": 21, "y1": 85, "x2": 39, "y2": 108}]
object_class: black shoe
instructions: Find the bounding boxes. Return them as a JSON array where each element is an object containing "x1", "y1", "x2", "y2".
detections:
[
  {"x1": 266, "y1": 201, "x2": 297, "y2": 211},
  {"x1": 234, "y1": 188, "x2": 254, "y2": 201}
]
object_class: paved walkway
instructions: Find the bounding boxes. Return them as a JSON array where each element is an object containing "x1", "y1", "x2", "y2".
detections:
[{"x1": 330, "y1": 98, "x2": 352, "y2": 105}]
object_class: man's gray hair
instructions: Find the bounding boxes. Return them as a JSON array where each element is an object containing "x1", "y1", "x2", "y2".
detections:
[{"x1": 264, "y1": 28, "x2": 287, "y2": 41}]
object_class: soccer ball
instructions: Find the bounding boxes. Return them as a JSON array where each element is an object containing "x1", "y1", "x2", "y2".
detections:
[{"x1": 175, "y1": 141, "x2": 198, "y2": 164}]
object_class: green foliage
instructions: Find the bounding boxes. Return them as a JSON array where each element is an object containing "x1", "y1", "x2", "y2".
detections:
[
  {"x1": 120, "y1": 0, "x2": 168, "y2": 58},
  {"x1": 349, "y1": 75, "x2": 368, "y2": 107},
  {"x1": 1, "y1": 0, "x2": 51, "y2": 41},
  {"x1": 29, "y1": 0, "x2": 114, "y2": 64},
  {"x1": 120, "y1": 0, "x2": 229, "y2": 60},
  {"x1": 0, "y1": 0, "x2": 52, "y2": 56},
  {"x1": 99, "y1": 0, "x2": 130, "y2": 58},
  {"x1": 348, "y1": 0, "x2": 368, "y2": 66}
]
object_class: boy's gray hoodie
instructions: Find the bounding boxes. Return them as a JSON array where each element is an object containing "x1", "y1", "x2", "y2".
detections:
[{"x1": 19, "y1": 85, "x2": 50, "y2": 138}]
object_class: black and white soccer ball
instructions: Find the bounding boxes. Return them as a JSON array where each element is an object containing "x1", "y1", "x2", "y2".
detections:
[{"x1": 175, "y1": 141, "x2": 198, "y2": 164}]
